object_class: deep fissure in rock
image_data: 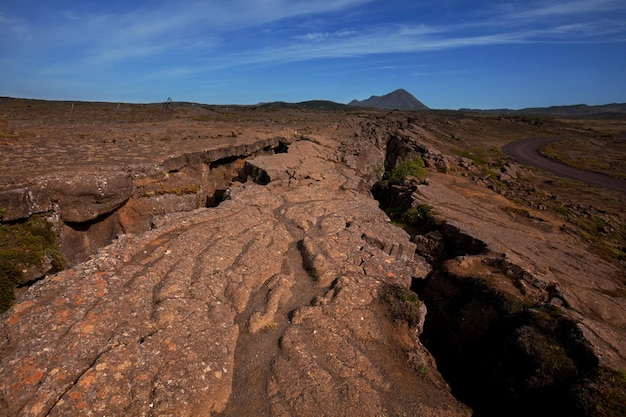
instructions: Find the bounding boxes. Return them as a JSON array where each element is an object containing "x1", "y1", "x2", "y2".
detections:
[
  {"x1": 1, "y1": 141, "x2": 290, "y2": 315},
  {"x1": 416, "y1": 264, "x2": 598, "y2": 417},
  {"x1": 206, "y1": 189, "x2": 228, "y2": 208},
  {"x1": 372, "y1": 149, "x2": 605, "y2": 417},
  {"x1": 58, "y1": 143, "x2": 288, "y2": 265}
]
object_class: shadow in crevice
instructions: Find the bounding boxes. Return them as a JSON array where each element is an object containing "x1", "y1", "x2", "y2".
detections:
[{"x1": 371, "y1": 149, "x2": 605, "y2": 417}]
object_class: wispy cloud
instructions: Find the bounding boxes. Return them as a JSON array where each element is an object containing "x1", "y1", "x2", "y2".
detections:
[
  {"x1": 511, "y1": 0, "x2": 625, "y2": 19},
  {"x1": 0, "y1": 0, "x2": 380, "y2": 71},
  {"x1": 205, "y1": 1, "x2": 625, "y2": 70},
  {"x1": 2, "y1": 0, "x2": 625, "y2": 97},
  {"x1": 72, "y1": 0, "x2": 376, "y2": 40},
  {"x1": 0, "y1": 12, "x2": 30, "y2": 40},
  {"x1": 212, "y1": 16, "x2": 622, "y2": 71},
  {"x1": 295, "y1": 30, "x2": 356, "y2": 42}
]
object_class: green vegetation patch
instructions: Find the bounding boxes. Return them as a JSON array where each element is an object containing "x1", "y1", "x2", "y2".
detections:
[
  {"x1": 381, "y1": 284, "x2": 423, "y2": 328},
  {"x1": 573, "y1": 368, "x2": 626, "y2": 417},
  {"x1": 542, "y1": 138, "x2": 626, "y2": 180},
  {"x1": 454, "y1": 146, "x2": 506, "y2": 168},
  {"x1": 400, "y1": 204, "x2": 440, "y2": 228},
  {"x1": 383, "y1": 202, "x2": 442, "y2": 233},
  {"x1": 0, "y1": 215, "x2": 65, "y2": 313},
  {"x1": 454, "y1": 148, "x2": 489, "y2": 166},
  {"x1": 140, "y1": 184, "x2": 201, "y2": 197},
  {"x1": 385, "y1": 157, "x2": 426, "y2": 185}
]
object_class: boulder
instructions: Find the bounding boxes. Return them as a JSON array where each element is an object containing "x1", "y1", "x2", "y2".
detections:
[
  {"x1": 48, "y1": 171, "x2": 133, "y2": 223},
  {"x1": 498, "y1": 162, "x2": 533, "y2": 182}
]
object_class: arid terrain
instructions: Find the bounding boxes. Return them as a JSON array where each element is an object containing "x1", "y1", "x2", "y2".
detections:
[{"x1": 0, "y1": 98, "x2": 625, "y2": 416}]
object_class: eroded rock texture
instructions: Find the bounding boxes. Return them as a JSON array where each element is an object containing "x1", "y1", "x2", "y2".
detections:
[
  {"x1": 0, "y1": 130, "x2": 470, "y2": 416},
  {"x1": 2, "y1": 109, "x2": 624, "y2": 417}
]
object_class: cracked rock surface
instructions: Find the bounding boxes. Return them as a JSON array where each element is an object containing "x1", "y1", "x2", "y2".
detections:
[
  {"x1": 2, "y1": 102, "x2": 624, "y2": 417},
  {"x1": 0, "y1": 129, "x2": 469, "y2": 416},
  {"x1": 413, "y1": 173, "x2": 626, "y2": 371}
]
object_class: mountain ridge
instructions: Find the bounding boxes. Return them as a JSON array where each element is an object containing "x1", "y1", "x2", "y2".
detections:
[
  {"x1": 461, "y1": 102, "x2": 626, "y2": 116},
  {"x1": 4, "y1": 95, "x2": 624, "y2": 116},
  {"x1": 348, "y1": 88, "x2": 429, "y2": 110}
]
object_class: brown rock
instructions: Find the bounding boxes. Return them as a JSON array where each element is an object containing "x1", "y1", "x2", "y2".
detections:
[
  {"x1": 0, "y1": 128, "x2": 470, "y2": 417},
  {"x1": 2, "y1": 102, "x2": 622, "y2": 417},
  {"x1": 0, "y1": 184, "x2": 51, "y2": 221},
  {"x1": 413, "y1": 173, "x2": 626, "y2": 372},
  {"x1": 0, "y1": 187, "x2": 31, "y2": 221},
  {"x1": 48, "y1": 171, "x2": 133, "y2": 223}
]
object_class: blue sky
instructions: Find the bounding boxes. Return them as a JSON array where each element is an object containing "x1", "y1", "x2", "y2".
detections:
[{"x1": 1, "y1": 0, "x2": 625, "y2": 109}]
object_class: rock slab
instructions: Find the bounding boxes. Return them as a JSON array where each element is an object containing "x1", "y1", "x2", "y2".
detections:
[{"x1": 0, "y1": 131, "x2": 470, "y2": 416}]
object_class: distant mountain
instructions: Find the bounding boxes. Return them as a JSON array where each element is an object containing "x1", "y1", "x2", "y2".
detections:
[
  {"x1": 348, "y1": 89, "x2": 429, "y2": 110},
  {"x1": 461, "y1": 103, "x2": 626, "y2": 116}
]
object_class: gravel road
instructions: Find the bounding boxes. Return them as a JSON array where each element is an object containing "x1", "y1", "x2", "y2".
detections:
[{"x1": 502, "y1": 137, "x2": 626, "y2": 193}]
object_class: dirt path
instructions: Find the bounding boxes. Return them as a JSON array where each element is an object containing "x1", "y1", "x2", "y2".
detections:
[{"x1": 502, "y1": 137, "x2": 626, "y2": 193}]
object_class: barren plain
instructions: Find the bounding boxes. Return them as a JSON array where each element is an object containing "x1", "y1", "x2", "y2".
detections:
[{"x1": 0, "y1": 98, "x2": 624, "y2": 417}]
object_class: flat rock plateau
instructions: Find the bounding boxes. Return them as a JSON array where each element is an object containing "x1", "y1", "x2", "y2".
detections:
[{"x1": 0, "y1": 98, "x2": 624, "y2": 417}]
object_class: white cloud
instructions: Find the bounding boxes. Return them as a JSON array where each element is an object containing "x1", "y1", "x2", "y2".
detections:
[
  {"x1": 296, "y1": 30, "x2": 356, "y2": 42},
  {"x1": 298, "y1": 32, "x2": 329, "y2": 41}
]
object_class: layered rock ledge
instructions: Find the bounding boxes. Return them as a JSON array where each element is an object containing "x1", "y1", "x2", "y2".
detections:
[{"x1": 0, "y1": 137, "x2": 284, "y2": 266}]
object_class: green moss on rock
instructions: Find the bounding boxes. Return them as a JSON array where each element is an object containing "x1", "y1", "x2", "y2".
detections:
[{"x1": 0, "y1": 215, "x2": 65, "y2": 313}]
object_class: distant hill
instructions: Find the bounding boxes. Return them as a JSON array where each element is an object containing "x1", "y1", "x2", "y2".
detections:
[
  {"x1": 348, "y1": 89, "x2": 429, "y2": 110},
  {"x1": 462, "y1": 103, "x2": 626, "y2": 117},
  {"x1": 256, "y1": 100, "x2": 348, "y2": 110}
]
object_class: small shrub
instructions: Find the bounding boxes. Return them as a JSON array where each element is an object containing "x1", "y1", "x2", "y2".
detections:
[
  {"x1": 406, "y1": 350, "x2": 428, "y2": 375},
  {"x1": 401, "y1": 204, "x2": 438, "y2": 227},
  {"x1": 485, "y1": 168, "x2": 506, "y2": 189},
  {"x1": 556, "y1": 206, "x2": 569, "y2": 216},
  {"x1": 386, "y1": 157, "x2": 426, "y2": 185},
  {"x1": 382, "y1": 284, "x2": 423, "y2": 328}
]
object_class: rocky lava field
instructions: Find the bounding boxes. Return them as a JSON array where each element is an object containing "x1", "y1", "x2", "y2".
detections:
[{"x1": 0, "y1": 98, "x2": 625, "y2": 416}]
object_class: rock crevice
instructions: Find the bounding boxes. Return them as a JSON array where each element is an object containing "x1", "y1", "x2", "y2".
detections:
[
  {"x1": 0, "y1": 137, "x2": 286, "y2": 267},
  {"x1": 370, "y1": 163, "x2": 625, "y2": 417},
  {"x1": 1, "y1": 111, "x2": 624, "y2": 417},
  {"x1": 0, "y1": 124, "x2": 471, "y2": 416}
]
